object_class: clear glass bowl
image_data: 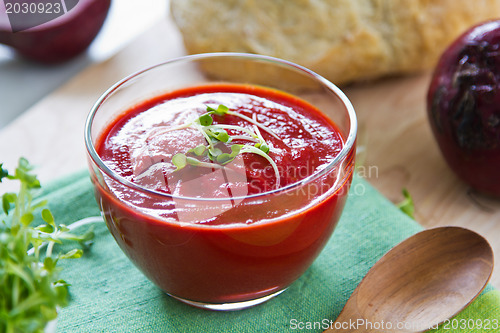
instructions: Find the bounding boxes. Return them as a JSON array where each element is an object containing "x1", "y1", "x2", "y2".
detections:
[{"x1": 85, "y1": 53, "x2": 357, "y2": 310}]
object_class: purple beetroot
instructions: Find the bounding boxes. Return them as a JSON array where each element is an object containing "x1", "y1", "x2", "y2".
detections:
[
  {"x1": 428, "y1": 20, "x2": 500, "y2": 196},
  {"x1": 0, "y1": 0, "x2": 111, "y2": 64}
]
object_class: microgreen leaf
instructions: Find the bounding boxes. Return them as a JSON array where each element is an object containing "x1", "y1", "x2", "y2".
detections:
[
  {"x1": 18, "y1": 157, "x2": 31, "y2": 170},
  {"x1": 215, "y1": 104, "x2": 229, "y2": 115},
  {"x1": 397, "y1": 188, "x2": 415, "y2": 219},
  {"x1": 36, "y1": 224, "x2": 55, "y2": 233},
  {"x1": 231, "y1": 144, "x2": 242, "y2": 155},
  {"x1": 259, "y1": 143, "x2": 270, "y2": 154},
  {"x1": 253, "y1": 142, "x2": 270, "y2": 153},
  {"x1": 0, "y1": 163, "x2": 8, "y2": 182},
  {"x1": 2, "y1": 196, "x2": 9, "y2": 215},
  {"x1": 41, "y1": 209, "x2": 55, "y2": 226},
  {"x1": 216, "y1": 154, "x2": 232, "y2": 164},
  {"x1": 216, "y1": 145, "x2": 242, "y2": 164},
  {"x1": 2, "y1": 192, "x2": 16, "y2": 215},
  {"x1": 197, "y1": 113, "x2": 213, "y2": 126},
  {"x1": 208, "y1": 147, "x2": 223, "y2": 157},
  {"x1": 59, "y1": 249, "x2": 83, "y2": 260},
  {"x1": 14, "y1": 158, "x2": 40, "y2": 189},
  {"x1": 208, "y1": 128, "x2": 230, "y2": 143},
  {"x1": 43, "y1": 257, "x2": 56, "y2": 272},
  {"x1": 20, "y1": 213, "x2": 34, "y2": 226},
  {"x1": 188, "y1": 144, "x2": 207, "y2": 156},
  {"x1": 172, "y1": 153, "x2": 187, "y2": 171},
  {"x1": 206, "y1": 104, "x2": 229, "y2": 116}
]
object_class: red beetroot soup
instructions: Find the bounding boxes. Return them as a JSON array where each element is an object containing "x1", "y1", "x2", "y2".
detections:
[{"x1": 91, "y1": 83, "x2": 355, "y2": 308}]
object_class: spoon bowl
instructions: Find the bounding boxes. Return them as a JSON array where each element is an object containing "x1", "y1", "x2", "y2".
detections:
[{"x1": 326, "y1": 226, "x2": 494, "y2": 332}]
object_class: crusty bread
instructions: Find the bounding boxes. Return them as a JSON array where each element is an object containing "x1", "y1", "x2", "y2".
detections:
[{"x1": 170, "y1": 0, "x2": 500, "y2": 85}]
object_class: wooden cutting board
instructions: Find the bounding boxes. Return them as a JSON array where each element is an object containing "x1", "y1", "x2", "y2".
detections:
[{"x1": 1, "y1": 15, "x2": 499, "y2": 287}]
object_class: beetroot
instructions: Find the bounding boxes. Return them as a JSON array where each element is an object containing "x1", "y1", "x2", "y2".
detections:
[
  {"x1": 0, "y1": 0, "x2": 111, "y2": 64},
  {"x1": 428, "y1": 20, "x2": 500, "y2": 196}
]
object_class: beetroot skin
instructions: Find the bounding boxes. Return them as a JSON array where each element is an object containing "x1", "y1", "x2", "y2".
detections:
[
  {"x1": 0, "y1": 0, "x2": 111, "y2": 64},
  {"x1": 428, "y1": 20, "x2": 500, "y2": 196}
]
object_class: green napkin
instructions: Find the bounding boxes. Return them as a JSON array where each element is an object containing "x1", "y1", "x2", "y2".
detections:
[{"x1": 36, "y1": 171, "x2": 499, "y2": 332}]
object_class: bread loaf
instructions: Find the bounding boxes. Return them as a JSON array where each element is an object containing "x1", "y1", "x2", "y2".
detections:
[{"x1": 171, "y1": 0, "x2": 500, "y2": 85}]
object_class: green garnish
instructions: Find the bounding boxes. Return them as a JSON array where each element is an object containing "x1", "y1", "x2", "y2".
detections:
[
  {"x1": 188, "y1": 144, "x2": 208, "y2": 157},
  {"x1": 397, "y1": 188, "x2": 415, "y2": 219},
  {"x1": 172, "y1": 153, "x2": 187, "y2": 171},
  {"x1": 255, "y1": 143, "x2": 270, "y2": 154},
  {"x1": 206, "y1": 127, "x2": 230, "y2": 143},
  {"x1": 169, "y1": 105, "x2": 281, "y2": 187},
  {"x1": 172, "y1": 152, "x2": 224, "y2": 170},
  {"x1": 196, "y1": 113, "x2": 213, "y2": 126},
  {"x1": 206, "y1": 104, "x2": 229, "y2": 115},
  {"x1": 0, "y1": 158, "x2": 99, "y2": 333},
  {"x1": 216, "y1": 144, "x2": 241, "y2": 164}
]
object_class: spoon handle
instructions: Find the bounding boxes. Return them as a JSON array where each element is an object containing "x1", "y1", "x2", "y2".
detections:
[
  {"x1": 323, "y1": 288, "x2": 398, "y2": 333},
  {"x1": 323, "y1": 289, "x2": 377, "y2": 333}
]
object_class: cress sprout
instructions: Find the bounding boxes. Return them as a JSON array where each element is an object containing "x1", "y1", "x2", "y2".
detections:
[
  {"x1": 170, "y1": 105, "x2": 281, "y2": 187},
  {"x1": 0, "y1": 158, "x2": 102, "y2": 333}
]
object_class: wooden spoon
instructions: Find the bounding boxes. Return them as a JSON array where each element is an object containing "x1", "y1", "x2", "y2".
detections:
[{"x1": 325, "y1": 226, "x2": 494, "y2": 333}]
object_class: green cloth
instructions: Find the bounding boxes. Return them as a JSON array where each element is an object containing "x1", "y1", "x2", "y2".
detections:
[{"x1": 35, "y1": 172, "x2": 499, "y2": 332}]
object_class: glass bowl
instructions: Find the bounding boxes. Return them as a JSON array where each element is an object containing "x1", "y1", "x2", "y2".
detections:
[{"x1": 85, "y1": 53, "x2": 357, "y2": 310}]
